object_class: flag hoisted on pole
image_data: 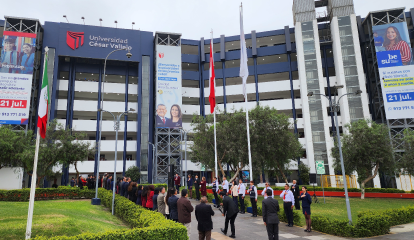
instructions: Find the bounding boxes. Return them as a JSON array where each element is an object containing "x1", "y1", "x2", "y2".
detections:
[
  {"x1": 209, "y1": 30, "x2": 218, "y2": 178},
  {"x1": 25, "y1": 47, "x2": 49, "y2": 239},
  {"x1": 239, "y1": 3, "x2": 253, "y2": 181}
]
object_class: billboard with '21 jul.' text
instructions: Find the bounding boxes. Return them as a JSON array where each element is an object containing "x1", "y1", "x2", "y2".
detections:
[
  {"x1": 0, "y1": 31, "x2": 36, "y2": 125},
  {"x1": 373, "y1": 22, "x2": 414, "y2": 119}
]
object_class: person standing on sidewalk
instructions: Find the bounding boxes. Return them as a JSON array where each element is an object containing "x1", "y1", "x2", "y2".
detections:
[
  {"x1": 262, "y1": 189, "x2": 280, "y2": 240},
  {"x1": 174, "y1": 173, "x2": 181, "y2": 192},
  {"x1": 300, "y1": 186, "x2": 312, "y2": 232},
  {"x1": 231, "y1": 180, "x2": 238, "y2": 206},
  {"x1": 195, "y1": 196, "x2": 215, "y2": 240},
  {"x1": 291, "y1": 180, "x2": 300, "y2": 210},
  {"x1": 238, "y1": 179, "x2": 246, "y2": 214},
  {"x1": 261, "y1": 182, "x2": 274, "y2": 199},
  {"x1": 222, "y1": 176, "x2": 229, "y2": 195},
  {"x1": 187, "y1": 174, "x2": 193, "y2": 199},
  {"x1": 220, "y1": 192, "x2": 238, "y2": 238},
  {"x1": 280, "y1": 184, "x2": 294, "y2": 227},
  {"x1": 177, "y1": 189, "x2": 194, "y2": 239},
  {"x1": 212, "y1": 177, "x2": 220, "y2": 207},
  {"x1": 194, "y1": 175, "x2": 201, "y2": 200},
  {"x1": 247, "y1": 180, "x2": 258, "y2": 217}
]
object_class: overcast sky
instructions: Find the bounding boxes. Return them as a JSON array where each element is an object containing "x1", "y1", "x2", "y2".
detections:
[{"x1": 0, "y1": 0, "x2": 412, "y2": 39}]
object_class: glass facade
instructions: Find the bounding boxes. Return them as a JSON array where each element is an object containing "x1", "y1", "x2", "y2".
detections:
[
  {"x1": 140, "y1": 56, "x2": 150, "y2": 177},
  {"x1": 338, "y1": 16, "x2": 364, "y2": 122},
  {"x1": 302, "y1": 21, "x2": 329, "y2": 173}
]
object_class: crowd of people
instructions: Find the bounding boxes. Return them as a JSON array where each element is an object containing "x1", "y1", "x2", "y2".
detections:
[{"x1": 74, "y1": 173, "x2": 312, "y2": 240}]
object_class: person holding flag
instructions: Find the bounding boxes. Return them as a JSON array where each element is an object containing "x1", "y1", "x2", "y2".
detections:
[{"x1": 25, "y1": 47, "x2": 49, "y2": 239}]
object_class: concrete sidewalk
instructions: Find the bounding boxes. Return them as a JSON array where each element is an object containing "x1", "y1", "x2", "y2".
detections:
[{"x1": 186, "y1": 198, "x2": 347, "y2": 240}]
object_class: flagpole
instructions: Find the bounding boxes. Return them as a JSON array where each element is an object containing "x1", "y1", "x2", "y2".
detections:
[
  {"x1": 240, "y1": 3, "x2": 253, "y2": 181},
  {"x1": 211, "y1": 30, "x2": 218, "y2": 179},
  {"x1": 26, "y1": 47, "x2": 48, "y2": 239},
  {"x1": 25, "y1": 127, "x2": 40, "y2": 239}
]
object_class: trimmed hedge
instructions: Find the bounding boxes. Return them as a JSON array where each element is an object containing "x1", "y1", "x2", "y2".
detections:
[
  {"x1": 33, "y1": 188, "x2": 188, "y2": 240},
  {"x1": 257, "y1": 206, "x2": 302, "y2": 226},
  {"x1": 312, "y1": 205, "x2": 414, "y2": 238},
  {"x1": 0, "y1": 186, "x2": 94, "y2": 201}
]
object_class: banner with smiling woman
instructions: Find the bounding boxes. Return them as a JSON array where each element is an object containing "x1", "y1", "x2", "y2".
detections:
[
  {"x1": 0, "y1": 31, "x2": 36, "y2": 125},
  {"x1": 373, "y1": 22, "x2": 414, "y2": 119},
  {"x1": 155, "y1": 44, "x2": 182, "y2": 129}
]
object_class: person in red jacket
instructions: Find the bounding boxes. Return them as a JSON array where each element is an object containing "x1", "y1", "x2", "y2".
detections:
[
  {"x1": 146, "y1": 185, "x2": 155, "y2": 210},
  {"x1": 174, "y1": 174, "x2": 181, "y2": 192},
  {"x1": 200, "y1": 176, "x2": 207, "y2": 197},
  {"x1": 141, "y1": 185, "x2": 148, "y2": 208}
]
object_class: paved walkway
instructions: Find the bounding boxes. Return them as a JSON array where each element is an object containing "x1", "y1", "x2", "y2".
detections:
[
  {"x1": 186, "y1": 198, "x2": 414, "y2": 240},
  {"x1": 187, "y1": 198, "x2": 346, "y2": 240}
]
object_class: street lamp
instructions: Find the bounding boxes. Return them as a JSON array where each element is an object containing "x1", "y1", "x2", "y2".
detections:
[
  {"x1": 92, "y1": 48, "x2": 132, "y2": 206},
  {"x1": 148, "y1": 141, "x2": 156, "y2": 184},
  {"x1": 99, "y1": 108, "x2": 136, "y2": 215},
  {"x1": 307, "y1": 85, "x2": 362, "y2": 225},
  {"x1": 180, "y1": 129, "x2": 189, "y2": 189}
]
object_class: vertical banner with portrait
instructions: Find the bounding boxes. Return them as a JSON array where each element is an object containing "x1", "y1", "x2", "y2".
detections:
[
  {"x1": 373, "y1": 22, "x2": 414, "y2": 119},
  {"x1": 0, "y1": 31, "x2": 36, "y2": 124},
  {"x1": 155, "y1": 44, "x2": 182, "y2": 128}
]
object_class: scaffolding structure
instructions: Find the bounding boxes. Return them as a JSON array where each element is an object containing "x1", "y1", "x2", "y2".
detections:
[
  {"x1": 362, "y1": 8, "x2": 414, "y2": 187},
  {"x1": 2, "y1": 17, "x2": 43, "y2": 133},
  {"x1": 154, "y1": 32, "x2": 182, "y2": 184}
]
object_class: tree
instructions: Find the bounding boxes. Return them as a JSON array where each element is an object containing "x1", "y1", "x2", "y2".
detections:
[
  {"x1": 0, "y1": 126, "x2": 34, "y2": 170},
  {"x1": 331, "y1": 119, "x2": 394, "y2": 199},
  {"x1": 400, "y1": 128, "x2": 414, "y2": 175},
  {"x1": 19, "y1": 120, "x2": 95, "y2": 187},
  {"x1": 298, "y1": 162, "x2": 310, "y2": 185},
  {"x1": 191, "y1": 109, "x2": 249, "y2": 183},
  {"x1": 190, "y1": 105, "x2": 302, "y2": 183},
  {"x1": 250, "y1": 106, "x2": 302, "y2": 183},
  {"x1": 125, "y1": 166, "x2": 141, "y2": 182}
]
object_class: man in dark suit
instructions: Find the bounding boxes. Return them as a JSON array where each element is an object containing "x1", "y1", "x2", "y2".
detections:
[
  {"x1": 291, "y1": 180, "x2": 300, "y2": 210},
  {"x1": 194, "y1": 175, "x2": 200, "y2": 200},
  {"x1": 156, "y1": 104, "x2": 170, "y2": 128},
  {"x1": 262, "y1": 189, "x2": 280, "y2": 240},
  {"x1": 195, "y1": 196, "x2": 215, "y2": 240},
  {"x1": 122, "y1": 177, "x2": 130, "y2": 198},
  {"x1": 220, "y1": 191, "x2": 238, "y2": 238}
]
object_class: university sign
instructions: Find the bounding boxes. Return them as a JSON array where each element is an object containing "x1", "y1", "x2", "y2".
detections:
[{"x1": 66, "y1": 31, "x2": 132, "y2": 51}]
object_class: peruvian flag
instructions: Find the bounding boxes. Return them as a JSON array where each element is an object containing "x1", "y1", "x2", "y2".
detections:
[
  {"x1": 208, "y1": 40, "x2": 216, "y2": 113},
  {"x1": 37, "y1": 50, "x2": 49, "y2": 139}
]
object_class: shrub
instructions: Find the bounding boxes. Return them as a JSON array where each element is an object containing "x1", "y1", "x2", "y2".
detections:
[
  {"x1": 312, "y1": 215, "x2": 354, "y2": 237},
  {"x1": 125, "y1": 166, "x2": 140, "y2": 182},
  {"x1": 0, "y1": 186, "x2": 94, "y2": 201},
  {"x1": 354, "y1": 212, "x2": 391, "y2": 237},
  {"x1": 33, "y1": 188, "x2": 188, "y2": 240}
]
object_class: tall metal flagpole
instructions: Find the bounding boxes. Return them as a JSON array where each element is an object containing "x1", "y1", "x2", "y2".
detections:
[
  {"x1": 26, "y1": 48, "x2": 48, "y2": 239},
  {"x1": 211, "y1": 30, "x2": 218, "y2": 179},
  {"x1": 240, "y1": 3, "x2": 253, "y2": 181}
]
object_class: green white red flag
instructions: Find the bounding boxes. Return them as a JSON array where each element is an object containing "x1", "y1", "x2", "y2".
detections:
[{"x1": 37, "y1": 50, "x2": 49, "y2": 139}]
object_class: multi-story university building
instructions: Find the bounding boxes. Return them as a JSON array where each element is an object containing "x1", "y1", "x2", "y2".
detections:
[{"x1": 1, "y1": 0, "x2": 413, "y2": 190}]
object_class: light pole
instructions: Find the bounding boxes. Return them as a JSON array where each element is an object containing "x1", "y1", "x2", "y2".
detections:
[
  {"x1": 148, "y1": 142, "x2": 156, "y2": 184},
  {"x1": 307, "y1": 85, "x2": 362, "y2": 225},
  {"x1": 92, "y1": 48, "x2": 132, "y2": 205},
  {"x1": 99, "y1": 108, "x2": 135, "y2": 215}
]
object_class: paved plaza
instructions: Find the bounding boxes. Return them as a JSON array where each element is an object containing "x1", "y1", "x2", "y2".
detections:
[{"x1": 186, "y1": 198, "x2": 414, "y2": 240}]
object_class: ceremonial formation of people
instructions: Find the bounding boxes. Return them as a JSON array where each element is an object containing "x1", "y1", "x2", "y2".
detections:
[{"x1": 72, "y1": 173, "x2": 311, "y2": 240}]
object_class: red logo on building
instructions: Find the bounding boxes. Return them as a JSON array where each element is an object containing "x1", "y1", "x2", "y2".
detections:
[
  {"x1": 66, "y1": 31, "x2": 84, "y2": 50},
  {"x1": 159, "y1": 53, "x2": 164, "y2": 58}
]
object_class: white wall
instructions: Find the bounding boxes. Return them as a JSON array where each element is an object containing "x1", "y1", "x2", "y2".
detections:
[{"x1": 0, "y1": 168, "x2": 23, "y2": 190}]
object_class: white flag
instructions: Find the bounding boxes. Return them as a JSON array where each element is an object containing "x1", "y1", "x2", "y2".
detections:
[{"x1": 239, "y1": 5, "x2": 249, "y2": 99}]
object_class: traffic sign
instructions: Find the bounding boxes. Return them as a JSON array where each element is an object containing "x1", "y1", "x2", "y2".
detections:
[{"x1": 316, "y1": 160, "x2": 325, "y2": 175}]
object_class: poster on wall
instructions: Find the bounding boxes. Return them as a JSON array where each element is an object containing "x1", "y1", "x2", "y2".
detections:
[
  {"x1": 0, "y1": 31, "x2": 36, "y2": 125},
  {"x1": 372, "y1": 22, "x2": 414, "y2": 119},
  {"x1": 155, "y1": 44, "x2": 182, "y2": 128}
]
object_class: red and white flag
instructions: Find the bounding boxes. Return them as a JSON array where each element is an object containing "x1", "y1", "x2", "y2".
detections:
[{"x1": 208, "y1": 39, "x2": 216, "y2": 114}]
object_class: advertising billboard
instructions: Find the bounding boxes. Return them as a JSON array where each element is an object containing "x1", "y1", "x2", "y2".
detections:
[
  {"x1": 155, "y1": 45, "x2": 182, "y2": 128},
  {"x1": 0, "y1": 31, "x2": 36, "y2": 125},
  {"x1": 373, "y1": 22, "x2": 414, "y2": 119}
]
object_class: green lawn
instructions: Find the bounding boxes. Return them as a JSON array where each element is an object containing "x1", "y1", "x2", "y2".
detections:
[
  {"x1": 257, "y1": 196, "x2": 414, "y2": 225},
  {"x1": 0, "y1": 200, "x2": 129, "y2": 240}
]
